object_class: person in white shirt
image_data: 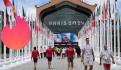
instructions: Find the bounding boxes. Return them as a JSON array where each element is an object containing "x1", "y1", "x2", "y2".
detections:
[
  {"x1": 100, "y1": 45, "x2": 115, "y2": 70},
  {"x1": 81, "y1": 38, "x2": 95, "y2": 70},
  {"x1": 62, "y1": 47, "x2": 66, "y2": 59},
  {"x1": 40, "y1": 46, "x2": 43, "y2": 58}
]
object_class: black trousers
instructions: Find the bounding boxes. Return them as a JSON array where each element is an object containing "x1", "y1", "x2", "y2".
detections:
[{"x1": 40, "y1": 53, "x2": 43, "y2": 58}]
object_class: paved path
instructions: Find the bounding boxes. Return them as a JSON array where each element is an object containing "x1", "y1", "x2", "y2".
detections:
[{"x1": 8, "y1": 58, "x2": 121, "y2": 70}]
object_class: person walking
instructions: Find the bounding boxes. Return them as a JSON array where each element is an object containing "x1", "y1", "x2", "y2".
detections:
[
  {"x1": 81, "y1": 38, "x2": 95, "y2": 70},
  {"x1": 55, "y1": 47, "x2": 61, "y2": 59},
  {"x1": 44, "y1": 47, "x2": 46, "y2": 58},
  {"x1": 75, "y1": 46, "x2": 81, "y2": 58},
  {"x1": 46, "y1": 46, "x2": 53, "y2": 69},
  {"x1": 40, "y1": 46, "x2": 43, "y2": 58},
  {"x1": 100, "y1": 45, "x2": 115, "y2": 70},
  {"x1": 31, "y1": 47, "x2": 40, "y2": 70},
  {"x1": 66, "y1": 45, "x2": 75, "y2": 70},
  {"x1": 62, "y1": 47, "x2": 66, "y2": 59}
]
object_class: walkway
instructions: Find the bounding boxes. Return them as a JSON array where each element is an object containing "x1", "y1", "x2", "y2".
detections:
[{"x1": 7, "y1": 57, "x2": 121, "y2": 70}]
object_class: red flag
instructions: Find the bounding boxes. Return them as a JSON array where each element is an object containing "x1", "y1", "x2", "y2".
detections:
[
  {"x1": 36, "y1": 27, "x2": 40, "y2": 32},
  {"x1": 91, "y1": 20, "x2": 95, "y2": 27},
  {"x1": 3, "y1": 0, "x2": 12, "y2": 6},
  {"x1": 91, "y1": 14, "x2": 95, "y2": 27},
  {"x1": 34, "y1": 20, "x2": 40, "y2": 32},
  {"x1": 102, "y1": 2, "x2": 107, "y2": 21}
]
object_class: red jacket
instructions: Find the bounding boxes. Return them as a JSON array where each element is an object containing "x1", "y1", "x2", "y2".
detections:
[
  {"x1": 31, "y1": 50, "x2": 39, "y2": 59},
  {"x1": 46, "y1": 48, "x2": 53, "y2": 58},
  {"x1": 66, "y1": 47, "x2": 75, "y2": 58}
]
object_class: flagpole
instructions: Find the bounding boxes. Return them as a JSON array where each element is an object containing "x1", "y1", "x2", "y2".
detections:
[
  {"x1": 110, "y1": 19, "x2": 113, "y2": 51},
  {"x1": 16, "y1": 0, "x2": 21, "y2": 60},
  {"x1": 30, "y1": 19, "x2": 32, "y2": 54},
  {"x1": 31, "y1": 17, "x2": 33, "y2": 51},
  {"x1": 117, "y1": 11, "x2": 120, "y2": 57},
  {"x1": 25, "y1": 16, "x2": 28, "y2": 59},
  {"x1": 107, "y1": 0, "x2": 110, "y2": 50},
  {"x1": 108, "y1": 0, "x2": 111, "y2": 51},
  {"x1": 114, "y1": 0, "x2": 116, "y2": 57},
  {"x1": 96, "y1": 18, "x2": 99, "y2": 56},
  {"x1": 3, "y1": 7, "x2": 7, "y2": 66},
  {"x1": 100, "y1": 20, "x2": 103, "y2": 51},
  {"x1": 97, "y1": 20, "x2": 100, "y2": 57},
  {"x1": 107, "y1": 19, "x2": 110, "y2": 49},
  {"x1": 103, "y1": 20, "x2": 106, "y2": 45},
  {"x1": 28, "y1": 16, "x2": 31, "y2": 56},
  {"x1": 99, "y1": 0, "x2": 102, "y2": 51},
  {"x1": 9, "y1": 10, "x2": 12, "y2": 63}
]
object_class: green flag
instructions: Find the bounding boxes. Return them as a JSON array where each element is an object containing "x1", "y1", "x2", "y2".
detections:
[{"x1": 96, "y1": 6, "x2": 101, "y2": 16}]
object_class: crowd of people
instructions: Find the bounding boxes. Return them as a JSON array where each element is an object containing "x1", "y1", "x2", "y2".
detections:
[{"x1": 31, "y1": 38, "x2": 115, "y2": 70}]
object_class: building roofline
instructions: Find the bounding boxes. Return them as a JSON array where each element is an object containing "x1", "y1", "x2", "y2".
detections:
[{"x1": 36, "y1": 0, "x2": 96, "y2": 21}]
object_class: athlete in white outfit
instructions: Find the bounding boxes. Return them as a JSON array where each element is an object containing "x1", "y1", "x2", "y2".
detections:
[{"x1": 81, "y1": 38, "x2": 95, "y2": 70}]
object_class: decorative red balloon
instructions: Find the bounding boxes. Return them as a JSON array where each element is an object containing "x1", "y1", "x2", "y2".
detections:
[{"x1": 1, "y1": 16, "x2": 31, "y2": 50}]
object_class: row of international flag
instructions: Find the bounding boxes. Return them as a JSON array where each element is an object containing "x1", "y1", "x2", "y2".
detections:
[
  {"x1": 3, "y1": 0, "x2": 120, "y2": 40},
  {"x1": 3, "y1": 0, "x2": 54, "y2": 46},
  {"x1": 78, "y1": 0, "x2": 120, "y2": 38},
  {"x1": 3, "y1": 0, "x2": 40, "y2": 33}
]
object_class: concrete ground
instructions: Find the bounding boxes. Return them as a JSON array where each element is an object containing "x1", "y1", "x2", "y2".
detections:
[{"x1": 8, "y1": 57, "x2": 121, "y2": 70}]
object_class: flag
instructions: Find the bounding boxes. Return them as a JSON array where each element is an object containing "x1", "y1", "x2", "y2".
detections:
[
  {"x1": 84, "y1": 21, "x2": 89, "y2": 32},
  {"x1": 78, "y1": 32, "x2": 81, "y2": 39},
  {"x1": 83, "y1": 27, "x2": 86, "y2": 34},
  {"x1": 34, "y1": 20, "x2": 40, "y2": 32},
  {"x1": 91, "y1": 20, "x2": 95, "y2": 27},
  {"x1": 12, "y1": 0, "x2": 17, "y2": 19},
  {"x1": 96, "y1": 6, "x2": 101, "y2": 16},
  {"x1": 119, "y1": 18, "x2": 121, "y2": 29},
  {"x1": 110, "y1": 2, "x2": 115, "y2": 19},
  {"x1": 115, "y1": 12, "x2": 118, "y2": 22},
  {"x1": 3, "y1": 0, "x2": 12, "y2": 7},
  {"x1": 34, "y1": 20, "x2": 37, "y2": 31},
  {"x1": 108, "y1": 0, "x2": 111, "y2": 18},
  {"x1": 5, "y1": 8, "x2": 9, "y2": 25},
  {"x1": 105, "y1": 0, "x2": 108, "y2": 13},
  {"x1": 91, "y1": 14, "x2": 95, "y2": 27},
  {"x1": 27, "y1": 16, "x2": 30, "y2": 24},
  {"x1": 112, "y1": 4, "x2": 114, "y2": 14},
  {"x1": 47, "y1": 31, "x2": 52, "y2": 39},
  {"x1": 22, "y1": 7, "x2": 26, "y2": 18},
  {"x1": 102, "y1": 2, "x2": 106, "y2": 21},
  {"x1": 0, "y1": 11, "x2": 4, "y2": 24}
]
